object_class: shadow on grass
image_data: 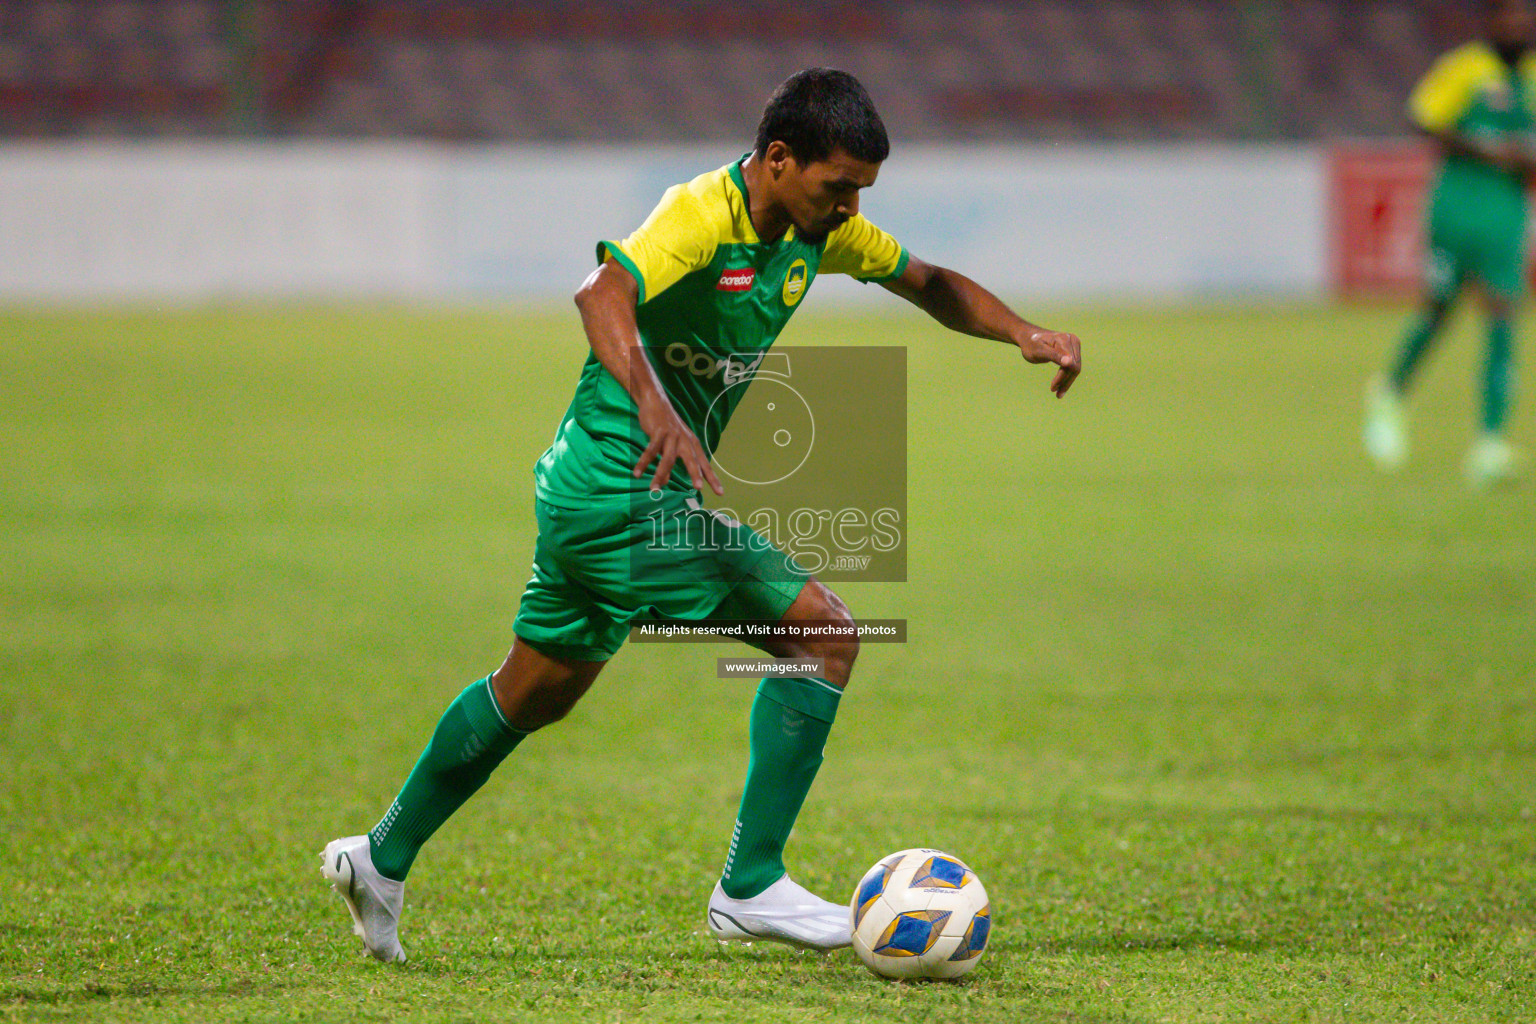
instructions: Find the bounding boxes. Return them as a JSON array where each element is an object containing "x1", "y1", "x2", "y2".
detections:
[
  {"x1": 308, "y1": 937, "x2": 1166, "y2": 1024},
  {"x1": 1022, "y1": 929, "x2": 1281, "y2": 956},
  {"x1": 395, "y1": 938, "x2": 843, "y2": 978},
  {"x1": 1178, "y1": 741, "x2": 1536, "y2": 781},
  {"x1": 958, "y1": 800, "x2": 1527, "y2": 828},
  {"x1": 391, "y1": 952, "x2": 1159, "y2": 1024},
  {"x1": 0, "y1": 923, "x2": 51, "y2": 937},
  {"x1": 0, "y1": 979, "x2": 293, "y2": 1005}
]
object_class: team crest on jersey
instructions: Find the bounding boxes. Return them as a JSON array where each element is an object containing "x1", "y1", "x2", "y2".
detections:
[
  {"x1": 717, "y1": 267, "x2": 756, "y2": 292},
  {"x1": 782, "y1": 259, "x2": 808, "y2": 306}
]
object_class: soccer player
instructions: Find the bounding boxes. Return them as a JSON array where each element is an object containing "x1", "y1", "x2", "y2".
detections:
[
  {"x1": 320, "y1": 68, "x2": 1082, "y2": 962},
  {"x1": 1364, "y1": 0, "x2": 1534, "y2": 486}
]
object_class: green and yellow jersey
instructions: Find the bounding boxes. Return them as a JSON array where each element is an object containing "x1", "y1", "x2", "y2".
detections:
[
  {"x1": 1410, "y1": 40, "x2": 1536, "y2": 228},
  {"x1": 534, "y1": 156, "x2": 907, "y2": 506}
]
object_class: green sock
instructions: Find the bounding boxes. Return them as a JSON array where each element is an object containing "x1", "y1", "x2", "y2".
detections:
[
  {"x1": 1482, "y1": 316, "x2": 1515, "y2": 433},
  {"x1": 368, "y1": 676, "x2": 529, "y2": 882},
  {"x1": 720, "y1": 676, "x2": 843, "y2": 900},
  {"x1": 1389, "y1": 308, "x2": 1445, "y2": 392}
]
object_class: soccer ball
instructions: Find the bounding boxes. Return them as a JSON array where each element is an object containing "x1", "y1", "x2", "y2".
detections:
[{"x1": 849, "y1": 848, "x2": 991, "y2": 980}]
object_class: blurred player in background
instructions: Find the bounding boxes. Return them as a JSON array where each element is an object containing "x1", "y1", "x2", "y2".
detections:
[
  {"x1": 1364, "y1": 0, "x2": 1534, "y2": 486},
  {"x1": 318, "y1": 68, "x2": 1082, "y2": 963}
]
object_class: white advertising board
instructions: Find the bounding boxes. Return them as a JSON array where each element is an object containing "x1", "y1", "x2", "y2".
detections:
[{"x1": 0, "y1": 143, "x2": 1327, "y2": 302}]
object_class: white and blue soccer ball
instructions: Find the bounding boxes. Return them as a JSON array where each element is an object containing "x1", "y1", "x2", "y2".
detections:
[{"x1": 849, "y1": 848, "x2": 991, "y2": 980}]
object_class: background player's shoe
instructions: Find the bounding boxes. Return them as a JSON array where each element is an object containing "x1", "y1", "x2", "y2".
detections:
[
  {"x1": 1465, "y1": 434, "x2": 1525, "y2": 489},
  {"x1": 320, "y1": 835, "x2": 407, "y2": 963},
  {"x1": 706, "y1": 875, "x2": 852, "y2": 951},
  {"x1": 1362, "y1": 376, "x2": 1409, "y2": 471}
]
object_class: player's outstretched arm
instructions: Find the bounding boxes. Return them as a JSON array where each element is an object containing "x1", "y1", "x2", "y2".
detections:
[
  {"x1": 574, "y1": 259, "x2": 724, "y2": 494},
  {"x1": 881, "y1": 255, "x2": 1083, "y2": 397}
]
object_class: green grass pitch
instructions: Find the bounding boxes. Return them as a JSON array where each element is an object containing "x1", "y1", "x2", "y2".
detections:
[{"x1": 1, "y1": 299, "x2": 1533, "y2": 1023}]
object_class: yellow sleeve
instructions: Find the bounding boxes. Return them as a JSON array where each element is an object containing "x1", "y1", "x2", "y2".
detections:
[
  {"x1": 820, "y1": 214, "x2": 909, "y2": 282},
  {"x1": 597, "y1": 185, "x2": 719, "y2": 304},
  {"x1": 1409, "y1": 47, "x2": 1486, "y2": 132}
]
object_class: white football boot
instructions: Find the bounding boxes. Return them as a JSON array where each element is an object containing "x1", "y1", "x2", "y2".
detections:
[
  {"x1": 320, "y1": 835, "x2": 407, "y2": 963},
  {"x1": 1465, "y1": 433, "x2": 1526, "y2": 489},
  {"x1": 706, "y1": 875, "x2": 852, "y2": 951},
  {"x1": 1362, "y1": 376, "x2": 1409, "y2": 472}
]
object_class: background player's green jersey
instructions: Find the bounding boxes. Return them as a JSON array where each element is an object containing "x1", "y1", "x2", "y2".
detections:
[
  {"x1": 534, "y1": 157, "x2": 907, "y2": 507},
  {"x1": 1409, "y1": 41, "x2": 1536, "y2": 297}
]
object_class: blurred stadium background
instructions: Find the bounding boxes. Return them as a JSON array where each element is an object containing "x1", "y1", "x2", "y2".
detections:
[
  {"x1": 0, "y1": 0, "x2": 1478, "y2": 302},
  {"x1": 0, "y1": 0, "x2": 1481, "y2": 141}
]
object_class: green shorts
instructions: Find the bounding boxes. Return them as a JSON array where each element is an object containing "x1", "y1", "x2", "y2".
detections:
[
  {"x1": 512, "y1": 494, "x2": 810, "y2": 663},
  {"x1": 1425, "y1": 201, "x2": 1527, "y2": 302}
]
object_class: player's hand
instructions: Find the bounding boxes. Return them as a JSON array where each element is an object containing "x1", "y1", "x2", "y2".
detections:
[
  {"x1": 633, "y1": 394, "x2": 725, "y2": 495},
  {"x1": 1018, "y1": 327, "x2": 1082, "y2": 398}
]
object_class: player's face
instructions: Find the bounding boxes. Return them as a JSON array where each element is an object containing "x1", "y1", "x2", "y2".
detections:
[
  {"x1": 1490, "y1": 1, "x2": 1535, "y2": 48},
  {"x1": 778, "y1": 147, "x2": 881, "y2": 242}
]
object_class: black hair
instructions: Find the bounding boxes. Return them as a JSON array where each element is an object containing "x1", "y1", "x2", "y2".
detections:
[{"x1": 753, "y1": 68, "x2": 889, "y2": 165}]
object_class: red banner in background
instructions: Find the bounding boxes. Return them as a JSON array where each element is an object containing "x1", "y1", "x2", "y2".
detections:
[{"x1": 1329, "y1": 143, "x2": 1434, "y2": 299}]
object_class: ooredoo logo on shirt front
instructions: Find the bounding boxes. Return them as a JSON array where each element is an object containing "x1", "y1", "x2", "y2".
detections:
[{"x1": 717, "y1": 267, "x2": 756, "y2": 292}]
